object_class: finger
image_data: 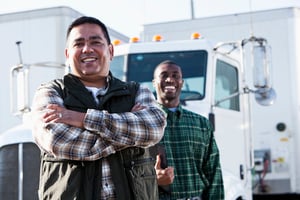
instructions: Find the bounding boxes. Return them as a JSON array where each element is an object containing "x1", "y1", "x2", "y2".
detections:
[
  {"x1": 131, "y1": 103, "x2": 146, "y2": 112},
  {"x1": 40, "y1": 108, "x2": 55, "y2": 119},
  {"x1": 131, "y1": 104, "x2": 138, "y2": 111},
  {"x1": 154, "y1": 155, "x2": 161, "y2": 170},
  {"x1": 43, "y1": 109, "x2": 64, "y2": 122},
  {"x1": 131, "y1": 103, "x2": 141, "y2": 112},
  {"x1": 46, "y1": 104, "x2": 59, "y2": 110},
  {"x1": 58, "y1": 113, "x2": 63, "y2": 118},
  {"x1": 167, "y1": 167, "x2": 175, "y2": 179}
]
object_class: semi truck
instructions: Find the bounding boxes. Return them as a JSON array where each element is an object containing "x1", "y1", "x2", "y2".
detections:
[
  {"x1": 2, "y1": 5, "x2": 299, "y2": 200},
  {"x1": 110, "y1": 7, "x2": 300, "y2": 200},
  {"x1": 110, "y1": 33, "x2": 275, "y2": 200},
  {"x1": 137, "y1": 6, "x2": 300, "y2": 200}
]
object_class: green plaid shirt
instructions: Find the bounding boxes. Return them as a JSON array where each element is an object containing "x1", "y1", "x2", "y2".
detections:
[{"x1": 159, "y1": 105, "x2": 224, "y2": 200}]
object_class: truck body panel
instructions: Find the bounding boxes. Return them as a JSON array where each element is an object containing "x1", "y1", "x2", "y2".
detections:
[
  {"x1": 111, "y1": 37, "x2": 260, "y2": 199},
  {"x1": 140, "y1": 7, "x2": 300, "y2": 197},
  {"x1": 2, "y1": 5, "x2": 299, "y2": 200}
]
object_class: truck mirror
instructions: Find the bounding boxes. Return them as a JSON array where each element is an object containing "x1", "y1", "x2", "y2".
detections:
[
  {"x1": 254, "y1": 87, "x2": 276, "y2": 106},
  {"x1": 251, "y1": 37, "x2": 276, "y2": 106},
  {"x1": 252, "y1": 44, "x2": 272, "y2": 89}
]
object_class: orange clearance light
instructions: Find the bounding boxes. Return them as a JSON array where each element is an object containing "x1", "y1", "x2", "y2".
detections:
[
  {"x1": 191, "y1": 32, "x2": 201, "y2": 40},
  {"x1": 130, "y1": 37, "x2": 140, "y2": 43},
  {"x1": 152, "y1": 34, "x2": 163, "y2": 42},
  {"x1": 112, "y1": 39, "x2": 121, "y2": 46}
]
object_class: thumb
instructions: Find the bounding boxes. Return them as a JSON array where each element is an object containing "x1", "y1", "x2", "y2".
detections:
[{"x1": 154, "y1": 155, "x2": 161, "y2": 170}]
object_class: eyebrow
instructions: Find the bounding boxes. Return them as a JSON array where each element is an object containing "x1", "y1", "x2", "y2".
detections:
[
  {"x1": 74, "y1": 35, "x2": 103, "y2": 42},
  {"x1": 160, "y1": 71, "x2": 180, "y2": 75}
]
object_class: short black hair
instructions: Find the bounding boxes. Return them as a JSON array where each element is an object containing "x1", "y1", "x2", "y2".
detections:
[
  {"x1": 66, "y1": 16, "x2": 111, "y2": 44},
  {"x1": 157, "y1": 60, "x2": 178, "y2": 66},
  {"x1": 153, "y1": 60, "x2": 181, "y2": 78}
]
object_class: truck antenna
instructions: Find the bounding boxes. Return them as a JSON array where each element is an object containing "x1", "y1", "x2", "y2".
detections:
[
  {"x1": 248, "y1": 0, "x2": 254, "y2": 37},
  {"x1": 15, "y1": 41, "x2": 23, "y2": 64},
  {"x1": 190, "y1": 0, "x2": 195, "y2": 19}
]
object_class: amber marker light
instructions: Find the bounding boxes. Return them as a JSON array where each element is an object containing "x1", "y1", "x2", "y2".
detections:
[
  {"x1": 191, "y1": 32, "x2": 201, "y2": 39},
  {"x1": 112, "y1": 39, "x2": 121, "y2": 46},
  {"x1": 152, "y1": 34, "x2": 163, "y2": 42},
  {"x1": 130, "y1": 37, "x2": 140, "y2": 43}
]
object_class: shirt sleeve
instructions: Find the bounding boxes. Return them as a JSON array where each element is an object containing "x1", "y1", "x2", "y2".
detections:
[
  {"x1": 84, "y1": 86, "x2": 166, "y2": 147},
  {"x1": 31, "y1": 84, "x2": 166, "y2": 161},
  {"x1": 202, "y1": 121, "x2": 225, "y2": 200}
]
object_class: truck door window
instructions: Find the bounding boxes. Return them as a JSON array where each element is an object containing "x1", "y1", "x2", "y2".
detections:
[{"x1": 215, "y1": 59, "x2": 240, "y2": 111}]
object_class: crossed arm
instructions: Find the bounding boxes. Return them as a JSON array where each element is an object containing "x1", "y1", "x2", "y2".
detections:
[{"x1": 31, "y1": 85, "x2": 166, "y2": 161}]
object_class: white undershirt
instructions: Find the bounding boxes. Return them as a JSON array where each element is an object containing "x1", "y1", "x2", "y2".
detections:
[
  {"x1": 168, "y1": 107, "x2": 177, "y2": 112},
  {"x1": 86, "y1": 86, "x2": 108, "y2": 105}
]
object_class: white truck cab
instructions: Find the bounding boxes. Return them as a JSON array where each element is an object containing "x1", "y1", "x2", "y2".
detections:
[{"x1": 110, "y1": 34, "x2": 275, "y2": 200}]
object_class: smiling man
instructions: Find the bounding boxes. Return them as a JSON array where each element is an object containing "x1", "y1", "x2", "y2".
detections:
[
  {"x1": 153, "y1": 60, "x2": 224, "y2": 200},
  {"x1": 31, "y1": 16, "x2": 166, "y2": 200}
]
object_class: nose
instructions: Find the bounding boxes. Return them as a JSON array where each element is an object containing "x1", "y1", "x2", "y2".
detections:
[
  {"x1": 82, "y1": 43, "x2": 94, "y2": 53},
  {"x1": 165, "y1": 76, "x2": 175, "y2": 82}
]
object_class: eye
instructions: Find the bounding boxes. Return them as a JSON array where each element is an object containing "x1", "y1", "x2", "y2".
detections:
[
  {"x1": 91, "y1": 40, "x2": 102, "y2": 45},
  {"x1": 173, "y1": 74, "x2": 181, "y2": 80},
  {"x1": 159, "y1": 74, "x2": 168, "y2": 80},
  {"x1": 90, "y1": 37, "x2": 105, "y2": 46},
  {"x1": 73, "y1": 41, "x2": 84, "y2": 48}
]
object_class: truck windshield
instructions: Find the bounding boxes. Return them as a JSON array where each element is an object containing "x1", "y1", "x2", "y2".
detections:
[{"x1": 111, "y1": 50, "x2": 208, "y2": 101}]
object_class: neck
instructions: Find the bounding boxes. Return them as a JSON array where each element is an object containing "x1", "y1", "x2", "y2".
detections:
[
  {"x1": 158, "y1": 98, "x2": 179, "y2": 108},
  {"x1": 79, "y1": 76, "x2": 108, "y2": 88}
]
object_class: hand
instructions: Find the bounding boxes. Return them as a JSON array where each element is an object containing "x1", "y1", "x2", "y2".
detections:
[
  {"x1": 42, "y1": 104, "x2": 85, "y2": 128},
  {"x1": 155, "y1": 155, "x2": 174, "y2": 186},
  {"x1": 131, "y1": 102, "x2": 146, "y2": 112}
]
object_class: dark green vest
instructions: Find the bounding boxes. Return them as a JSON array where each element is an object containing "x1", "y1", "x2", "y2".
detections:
[{"x1": 38, "y1": 74, "x2": 158, "y2": 200}]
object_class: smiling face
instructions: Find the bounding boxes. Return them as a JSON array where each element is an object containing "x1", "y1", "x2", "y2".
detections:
[
  {"x1": 65, "y1": 23, "x2": 113, "y2": 86},
  {"x1": 153, "y1": 62, "x2": 184, "y2": 108}
]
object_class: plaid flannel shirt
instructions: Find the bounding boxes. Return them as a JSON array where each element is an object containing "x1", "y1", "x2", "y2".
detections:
[
  {"x1": 159, "y1": 105, "x2": 224, "y2": 200},
  {"x1": 31, "y1": 83, "x2": 166, "y2": 199}
]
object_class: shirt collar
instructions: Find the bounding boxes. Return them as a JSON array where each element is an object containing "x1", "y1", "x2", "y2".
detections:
[{"x1": 158, "y1": 103, "x2": 183, "y2": 117}]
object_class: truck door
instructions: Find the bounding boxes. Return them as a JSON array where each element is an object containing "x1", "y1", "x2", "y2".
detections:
[{"x1": 212, "y1": 54, "x2": 252, "y2": 193}]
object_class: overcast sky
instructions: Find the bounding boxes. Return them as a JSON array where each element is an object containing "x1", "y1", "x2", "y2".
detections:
[{"x1": 1, "y1": 0, "x2": 299, "y2": 36}]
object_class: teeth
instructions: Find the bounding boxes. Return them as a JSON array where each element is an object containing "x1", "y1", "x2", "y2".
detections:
[
  {"x1": 82, "y1": 58, "x2": 96, "y2": 62},
  {"x1": 164, "y1": 86, "x2": 176, "y2": 92},
  {"x1": 165, "y1": 86, "x2": 175, "y2": 89}
]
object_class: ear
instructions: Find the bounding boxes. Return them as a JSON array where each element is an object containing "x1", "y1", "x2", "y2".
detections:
[
  {"x1": 109, "y1": 44, "x2": 114, "y2": 60},
  {"x1": 152, "y1": 79, "x2": 157, "y2": 88},
  {"x1": 65, "y1": 48, "x2": 69, "y2": 59}
]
